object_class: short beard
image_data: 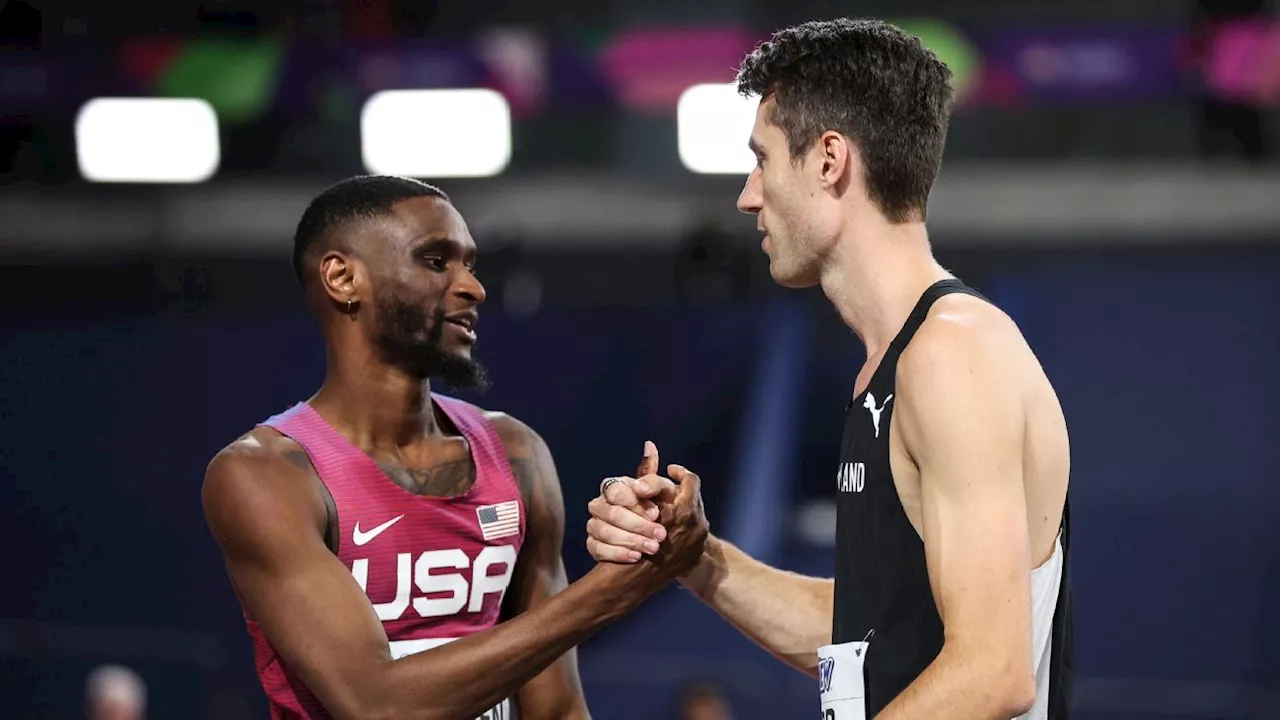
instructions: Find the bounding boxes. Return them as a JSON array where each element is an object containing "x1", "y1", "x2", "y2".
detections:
[{"x1": 373, "y1": 298, "x2": 490, "y2": 391}]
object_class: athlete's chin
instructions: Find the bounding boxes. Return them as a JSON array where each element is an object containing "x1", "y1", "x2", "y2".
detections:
[
  {"x1": 440, "y1": 342, "x2": 475, "y2": 361},
  {"x1": 768, "y1": 260, "x2": 821, "y2": 289},
  {"x1": 435, "y1": 356, "x2": 491, "y2": 392}
]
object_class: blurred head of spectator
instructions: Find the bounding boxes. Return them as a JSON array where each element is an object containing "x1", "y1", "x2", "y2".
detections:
[
  {"x1": 86, "y1": 664, "x2": 146, "y2": 720},
  {"x1": 677, "y1": 679, "x2": 733, "y2": 720}
]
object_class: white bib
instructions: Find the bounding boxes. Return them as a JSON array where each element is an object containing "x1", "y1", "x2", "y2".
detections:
[
  {"x1": 818, "y1": 640, "x2": 869, "y2": 720},
  {"x1": 391, "y1": 637, "x2": 514, "y2": 719}
]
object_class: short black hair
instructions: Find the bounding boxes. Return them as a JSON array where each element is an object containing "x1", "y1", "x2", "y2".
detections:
[
  {"x1": 292, "y1": 175, "x2": 450, "y2": 287},
  {"x1": 736, "y1": 18, "x2": 954, "y2": 222}
]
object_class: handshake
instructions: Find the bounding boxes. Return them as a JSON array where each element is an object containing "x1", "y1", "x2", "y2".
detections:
[{"x1": 586, "y1": 440, "x2": 710, "y2": 582}]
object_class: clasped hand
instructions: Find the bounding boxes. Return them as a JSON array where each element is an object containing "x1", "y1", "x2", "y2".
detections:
[{"x1": 586, "y1": 441, "x2": 708, "y2": 576}]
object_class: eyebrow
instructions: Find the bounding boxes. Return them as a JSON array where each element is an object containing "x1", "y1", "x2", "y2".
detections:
[
  {"x1": 412, "y1": 236, "x2": 476, "y2": 258},
  {"x1": 414, "y1": 236, "x2": 458, "y2": 250},
  {"x1": 748, "y1": 138, "x2": 763, "y2": 156}
]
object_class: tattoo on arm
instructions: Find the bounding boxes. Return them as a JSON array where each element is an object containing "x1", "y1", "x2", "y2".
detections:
[
  {"x1": 519, "y1": 426, "x2": 565, "y2": 547},
  {"x1": 502, "y1": 423, "x2": 586, "y2": 713},
  {"x1": 507, "y1": 426, "x2": 561, "y2": 523},
  {"x1": 281, "y1": 448, "x2": 339, "y2": 553},
  {"x1": 282, "y1": 449, "x2": 312, "y2": 471},
  {"x1": 501, "y1": 425, "x2": 565, "y2": 624},
  {"x1": 508, "y1": 457, "x2": 537, "y2": 508}
]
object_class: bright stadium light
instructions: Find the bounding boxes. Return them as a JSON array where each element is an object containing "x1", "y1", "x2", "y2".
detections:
[
  {"x1": 361, "y1": 89, "x2": 512, "y2": 178},
  {"x1": 677, "y1": 83, "x2": 759, "y2": 175},
  {"x1": 75, "y1": 98, "x2": 221, "y2": 183}
]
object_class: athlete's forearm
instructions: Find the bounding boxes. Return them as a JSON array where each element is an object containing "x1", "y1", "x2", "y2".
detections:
[
  {"x1": 680, "y1": 535, "x2": 833, "y2": 675},
  {"x1": 369, "y1": 563, "x2": 655, "y2": 720},
  {"x1": 874, "y1": 642, "x2": 1035, "y2": 720}
]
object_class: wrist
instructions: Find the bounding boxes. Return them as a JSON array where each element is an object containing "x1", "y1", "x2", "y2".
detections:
[
  {"x1": 586, "y1": 562, "x2": 664, "y2": 617},
  {"x1": 677, "y1": 534, "x2": 722, "y2": 595}
]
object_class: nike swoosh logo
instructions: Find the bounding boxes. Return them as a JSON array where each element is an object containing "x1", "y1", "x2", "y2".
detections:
[{"x1": 353, "y1": 514, "x2": 405, "y2": 546}]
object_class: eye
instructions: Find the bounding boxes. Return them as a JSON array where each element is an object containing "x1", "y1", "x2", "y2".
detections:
[{"x1": 418, "y1": 253, "x2": 447, "y2": 271}]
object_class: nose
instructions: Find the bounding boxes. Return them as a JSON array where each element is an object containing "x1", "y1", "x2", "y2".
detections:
[
  {"x1": 736, "y1": 168, "x2": 762, "y2": 215},
  {"x1": 453, "y1": 267, "x2": 486, "y2": 306}
]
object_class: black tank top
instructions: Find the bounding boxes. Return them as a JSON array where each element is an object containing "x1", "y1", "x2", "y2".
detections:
[{"x1": 831, "y1": 279, "x2": 1073, "y2": 717}]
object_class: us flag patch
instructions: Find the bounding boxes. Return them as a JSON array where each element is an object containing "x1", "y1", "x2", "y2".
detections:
[{"x1": 476, "y1": 501, "x2": 520, "y2": 541}]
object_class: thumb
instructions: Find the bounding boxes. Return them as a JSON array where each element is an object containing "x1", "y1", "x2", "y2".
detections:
[
  {"x1": 632, "y1": 474, "x2": 678, "y2": 502},
  {"x1": 636, "y1": 440, "x2": 659, "y2": 478},
  {"x1": 668, "y1": 464, "x2": 701, "y2": 503}
]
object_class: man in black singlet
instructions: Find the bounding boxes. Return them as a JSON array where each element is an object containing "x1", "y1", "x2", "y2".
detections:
[{"x1": 584, "y1": 18, "x2": 1072, "y2": 719}]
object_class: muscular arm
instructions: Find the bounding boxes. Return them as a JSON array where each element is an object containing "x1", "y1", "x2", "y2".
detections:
[
  {"x1": 202, "y1": 434, "x2": 662, "y2": 720},
  {"x1": 875, "y1": 319, "x2": 1037, "y2": 719},
  {"x1": 491, "y1": 415, "x2": 589, "y2": 720},
  {"x1": 681, "y1": 536, "x2": 833, "y2": 676},
  {"x1": 588, "y1": 451, "x2": 831, "y2": 677}
]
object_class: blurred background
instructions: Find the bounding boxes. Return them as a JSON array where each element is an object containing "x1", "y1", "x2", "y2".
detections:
[{"x1": 1, "y1": 0, "x2": 1279, "y2": 718}]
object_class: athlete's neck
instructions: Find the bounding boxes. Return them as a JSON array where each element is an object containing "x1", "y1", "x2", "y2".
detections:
[
  {"x1": 311, "y1": 346, "x2": 441, "y2": 450},
  {"x1": 819, "y1": 219, "x2": 951, "y2": 358}
]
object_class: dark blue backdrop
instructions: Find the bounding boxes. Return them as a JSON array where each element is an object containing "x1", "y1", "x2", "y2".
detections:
[{"x1": 2, "y1": 247, "x2": 1277, "y2": 718}]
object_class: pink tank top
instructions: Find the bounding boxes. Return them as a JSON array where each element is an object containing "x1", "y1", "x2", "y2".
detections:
[{"x1": 245, "y1": 394, "x2": 525, "y2": 719}]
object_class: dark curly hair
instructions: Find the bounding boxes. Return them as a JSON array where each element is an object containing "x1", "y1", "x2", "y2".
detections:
[{"x1": 736, "y1": 18, "x2": 954, "y2": 222}]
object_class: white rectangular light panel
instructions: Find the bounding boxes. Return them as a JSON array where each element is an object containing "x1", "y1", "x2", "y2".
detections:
[
  {"x1": 677, "y1": 83, "x2": 760, "y2": 175},
  {"x1": 361, "y1": 89, "x2": 513, "y2": 178},
  {"x1": 76, "y1": 98, "x2": 221, "y2": 183}
]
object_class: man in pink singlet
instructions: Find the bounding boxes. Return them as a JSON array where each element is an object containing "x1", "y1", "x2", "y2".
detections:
[{"x1": 201, "y1": 175, "x2": 707, "y2": 719}]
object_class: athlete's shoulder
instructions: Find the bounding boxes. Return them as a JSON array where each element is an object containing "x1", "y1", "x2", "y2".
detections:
[
  {"x1": 483, "y1": 411, "x2": 542, "y2": 455},
  {"x1": 205, "y1": 426, "x2": 309, "y2": 483},
  {"x1": 475, "y1": 411, "x2": 564, "y2": 531},
  {"x1": 894, "y1": 291, "x2": 1038, "y2": 447},
  {"x1": 202, "y1": 427, "x2": 326, "y2": 538},
  {"x1": 899, "y1": 291, "x2": 1032, "y2": 383},
  {"x1": 457, "y1": 404, "x2": 557, "y2": 499},
  {"x1": 887, "y1": 293, "x2": 1037, "y2": 480},
  {"x1": 438, "y1": 395, "x2": 545, "y2": 460}
]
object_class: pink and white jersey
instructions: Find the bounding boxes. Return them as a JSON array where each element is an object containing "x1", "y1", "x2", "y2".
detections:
[{"x1": 245, "y1": 394, "x2": 526, "y2": 719}]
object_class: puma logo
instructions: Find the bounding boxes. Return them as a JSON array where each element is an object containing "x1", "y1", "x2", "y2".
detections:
[{"x1": 863, "y1": 392, "x2": 893, "y2": 438}]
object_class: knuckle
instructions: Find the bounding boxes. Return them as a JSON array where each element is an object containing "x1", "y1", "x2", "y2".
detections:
[
  {"x1": 603, "y1": 523, "x2": 627, "y2": 543},
  {"x1": 618, "y1": 529, "x2": 643, "y2": 549},
  {"x1": 613, "y1": 507, "x2": 640, "y2": 529}
]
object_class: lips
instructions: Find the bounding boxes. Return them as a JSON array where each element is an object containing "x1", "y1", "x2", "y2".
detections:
[
  {"x1": 443, "y1": 311, "x2": 478, "y2": 342},
  {"x1": 444, "y1": 313, "x2": 476, "y2": 331}
]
